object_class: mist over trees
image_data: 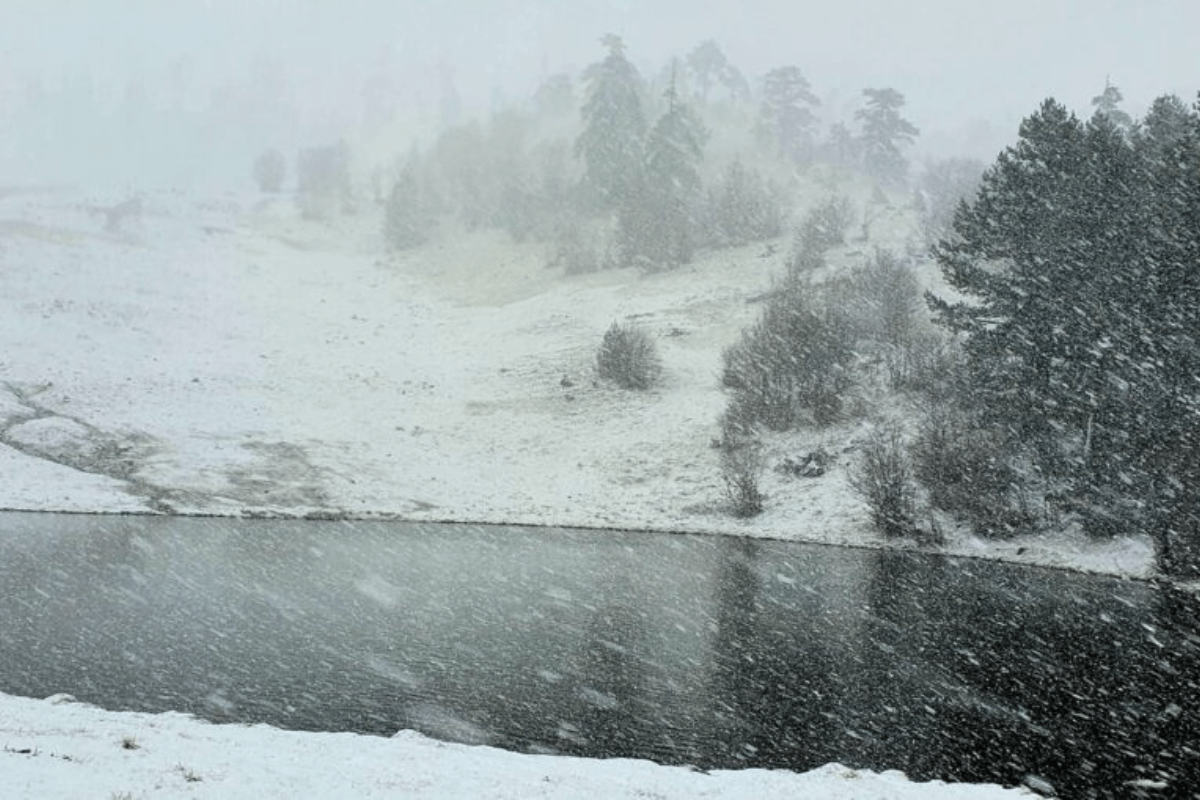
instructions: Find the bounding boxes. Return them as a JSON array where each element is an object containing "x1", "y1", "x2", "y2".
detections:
[
  {"x1": 218, "y1": 31, "x2": 1200, "y2": 577},
  {"x1": 373, "y1": 34, "x2": 920, "y2": 270},
  {"x1": 757, "y1": 67, "x2": 820, "y2": 165},
  {"x1": 856, "y1": 88, "x2": 920, "y2": 185}
]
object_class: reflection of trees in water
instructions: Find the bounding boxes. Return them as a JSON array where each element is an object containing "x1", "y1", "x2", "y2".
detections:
[
  {"x1": 849, "y1": 549, "x2": 1199, "y2": 797},
  {"x1": 935, "y1": 565, "x2": 1151, "y2": 794},
  {"x1": 706, "y1": 537, "x2": 840, "y2": 770},
  {"x1": 851, "y1": 550, "x2": 1068, "y2": 785},
  {"x1": 710, "y1": 537, "x2": 761, "y2": 750},
  {"x1": 561, "y1": 600, "x2": 652, "y2": 759},
  {"x1": 1138, "y1": 585, "x2": 1200, "y2": 792},
  {"x1": 846, "y1": 549, "x2": 941, "y2": 773}
]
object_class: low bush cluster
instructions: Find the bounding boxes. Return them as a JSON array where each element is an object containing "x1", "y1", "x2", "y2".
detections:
[
  {"x1": 721, "y1": 286, "x2": 855, "y2": 431},
  {"x1": 848, "y1": 423, "x2": 919, "y2": 540},
  {"x1": 596, "y1": 322, "x2": 662, "y2": 390}
]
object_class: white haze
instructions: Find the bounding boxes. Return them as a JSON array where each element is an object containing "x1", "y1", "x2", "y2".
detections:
[{"x1": 2, "y1": 0, "x2": 1198, "y2": 185}]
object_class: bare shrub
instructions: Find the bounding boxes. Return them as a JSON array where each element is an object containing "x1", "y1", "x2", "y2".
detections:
[
  {"x1": 848, "y1": 423, "x2": 919, "y2": 539},
  {"x1": 596, "y1": 322, "x2": 662, "y2": 390},
  {"x1": 720, "y1": 442, "x2": 766, "y2": 517},
  {"x1": 883, "y1": 332, "x2": 962, "y2": 395}
]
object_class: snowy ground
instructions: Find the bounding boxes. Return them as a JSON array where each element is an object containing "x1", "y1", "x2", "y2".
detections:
[
  {"x1": 0, "y1": 184, "x2": 1154, "y2": 576},
  {"x1": 0, "y1": 183, "x2": 1137, "y2": 796},
  {"x1": 0, "y1": 693, "x2": 1032, "y2": 799}
]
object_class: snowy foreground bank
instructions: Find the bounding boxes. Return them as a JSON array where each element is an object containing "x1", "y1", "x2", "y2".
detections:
[{"x1": 0, "y1": 693, "x2": 1029, "y2": 799}]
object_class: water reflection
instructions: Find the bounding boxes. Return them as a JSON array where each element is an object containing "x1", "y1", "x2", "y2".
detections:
[{"x1": 0, "y1": 513, "x2": 1197, "y2": 797}]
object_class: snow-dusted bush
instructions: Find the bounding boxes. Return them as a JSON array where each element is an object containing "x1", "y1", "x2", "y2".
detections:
[
  {"x1": 848, "y1": 423, "x2": 919, "y2": 540},
  {"x1": 847, "y1": 250, "x2": 922, "y2": 348},
  {"x1": 909, "y1": 407, "x2": 1030, "y2": 539},
  {"x1": 793, "y1": 195, "x2": 854, "y2": 254},
  {"x1": 253, "y1": 148, "x2": 287, "y2": 193},
  {"x1": 701, "y1": 160, "x2": 785, "y2": 247},
  {"x1": 721, "y1": 286, "x2": 855, "y2": 429},
  {"x1": 596, "y1": 322, "x2": 662, "y2": 390}
]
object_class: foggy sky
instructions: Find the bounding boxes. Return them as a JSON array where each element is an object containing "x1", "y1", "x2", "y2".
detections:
[{"x1": 2, "y1": 0, "x2": 1197, "y2": 186}]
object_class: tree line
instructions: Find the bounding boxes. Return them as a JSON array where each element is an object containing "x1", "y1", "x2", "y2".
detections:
[
  {"x1": 926, "y1": 90, "x2": 1200, "y2": 577},
  {"x1": 364, "y1": 35, "x2": 919, "y2": 270}
]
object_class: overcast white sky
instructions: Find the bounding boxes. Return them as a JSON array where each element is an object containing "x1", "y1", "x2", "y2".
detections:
[{"x1": 2, "y1": 0, "x2": 1197, "y2": 184}]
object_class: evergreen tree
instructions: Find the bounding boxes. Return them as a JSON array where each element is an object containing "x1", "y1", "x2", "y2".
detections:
[
  {"x1": 684, "y1": 40, "x2": 748, "y2": 104},
  {"x1": 685, "y1": 40, "x2": 728, "y2": 102},
  {"x1": 1137, "y1": 93, "x2": 1192, "y2": 161},
  {"x1": 716, "y1": 62, "x2": 752, "y2": 105},
  {"x1": 820, "y1": 122, "x2": 859, "y2": 171},
  {"x1": 704, "y1": 159, "x2": 783, "y2": 246},
  {"x1": 1090, "y1": 78, "x2": 1134, "y2": 133},
  {"x1": 855, "y1": 88, "x2": 919, "y2": 185},
  {"x1": 757, "y1": 66, "x2": 820, "y2": 164},
  {"x1": 928, "y1": 94, "x2": 1200, "y2": 574},
  {"x1": 929, "y1": 99, "x2": 1090, "y2": 448},
  {"x1": 619, "y1": 74, "x2": 708, "y2": 269},
  {"x1": 431, "y1": 121, "x2": 495, "y2": 229},
  {"x1": 1130, "y1": 94, "x2": 1200, "y2": 573},
  {"x1": 575, "y1": 34, "x2": 647, "y2": 210}
]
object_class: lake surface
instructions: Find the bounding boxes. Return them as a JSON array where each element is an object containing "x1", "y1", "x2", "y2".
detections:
[{"x1": 1, "y1": 513, "x2": 1197, "y2": 797}]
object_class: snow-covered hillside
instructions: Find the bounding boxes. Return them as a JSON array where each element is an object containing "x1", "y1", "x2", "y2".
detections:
[{"x1": 0, "y1": 184, "x2": 1152, "y2": 577}]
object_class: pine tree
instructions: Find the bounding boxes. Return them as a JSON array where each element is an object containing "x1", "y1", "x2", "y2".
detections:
[
  {"x1": 855, "y1": 88, "x2": 919, "y2": 185},
  {"x1": 575, "y1": 34, "x2": 647, "y2": 211},
  {"x1": 929, "y1": 99, "x2": 1090, "y2": 448},
  {"x1": 705, "y1": 159, "x2": 783, "y2": 246},
  {"x1": 928, "y1": 94, "x2": 1200, "y2": 574},
  {"x1": 683, "y1": 40, "x2": 750, "y2": 105},
  {"x1": 1131, "y1": 94, "x2": 1200, "y2": 573},
  {"x1": 1090, "y1": 78, "x2": 1133, "y2": 133},
  {"x1": 685, "y1": 40, "x2": 728, "y2": 103},
  {"x1": 716, "y1": 62, "x2": 752, "y2": 105},
  {"x1": 1137, "y1": 93, "x2": 1192, "y2": 162},
  {"x1": 757, "y1": 66, "x2": 820, "y2": 164},
  {"x1": 619, "y1": 72, "x2": 708, "y2": 269}
]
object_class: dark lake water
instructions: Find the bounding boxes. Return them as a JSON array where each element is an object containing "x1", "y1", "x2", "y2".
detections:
[{"x1": 1, "y1": 513, "x2": 1197, "y2": 797}]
